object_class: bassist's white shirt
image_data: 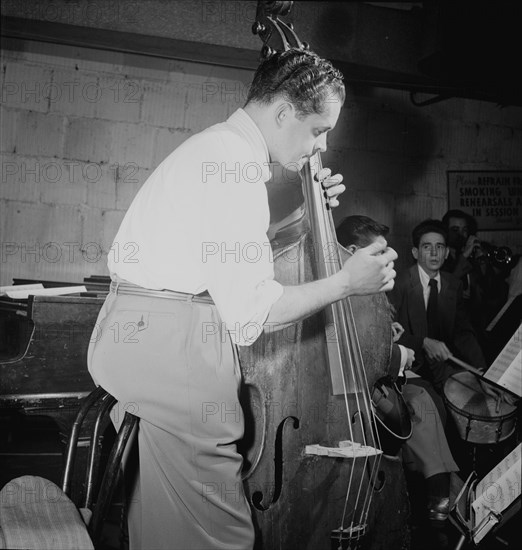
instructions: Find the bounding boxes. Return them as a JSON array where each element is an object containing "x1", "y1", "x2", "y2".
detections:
[{"x1": 109, "y1": 109, "x2": 283, "y2": 345}]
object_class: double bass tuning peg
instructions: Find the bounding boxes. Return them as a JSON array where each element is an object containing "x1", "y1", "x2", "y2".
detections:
[
  {"x1": 261, "y1": 45, "x2": 275, "y2": 59},
  {"x1": 252, "y1": 21, "x2": 266, "y2": 35}
]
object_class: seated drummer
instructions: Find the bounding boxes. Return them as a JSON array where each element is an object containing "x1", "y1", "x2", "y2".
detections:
[
  {"x1": 337, "y1": 216, "x2": 459, "y2": 545},
  {"x1": 388, "y1": 218, "x2": 517, "y2": 408},
  {"x1": 387, "y1": 219, "x2": 487, "y2": 393}
]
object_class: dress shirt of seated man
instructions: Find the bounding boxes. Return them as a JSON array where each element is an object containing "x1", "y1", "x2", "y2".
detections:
[
  {"x1": 337, "y1": 216, "x2": 459, "y2": 539},
  {"x1": 389, "y1": 219, "x2": 487, "y2": 393}
]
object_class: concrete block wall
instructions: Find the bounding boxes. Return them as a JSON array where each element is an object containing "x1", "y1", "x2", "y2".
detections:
[
  {"x1": 0, "y1": 38, "x2": 251, "y2": 285},
  {"x1": 1, "y1": 38, "x2": 521, "y2": 285}
]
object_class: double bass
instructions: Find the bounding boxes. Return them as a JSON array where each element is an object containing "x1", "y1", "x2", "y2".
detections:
[{"x1": 238, "y1": 2, "x2": 411, "y2": 549}]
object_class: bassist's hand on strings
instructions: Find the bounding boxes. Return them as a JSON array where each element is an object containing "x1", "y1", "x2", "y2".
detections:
[
  {"x1": 338, "y1": 240, "x2": 397, "y2": 295},
  {"x1": 315, "y1": 167, "x2": 345, "y2": 208}
]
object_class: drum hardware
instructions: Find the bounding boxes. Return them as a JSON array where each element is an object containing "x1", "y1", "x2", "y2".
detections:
[
  {"x1": 443, "y1": 371, "x2": 517, "y2": 445},
  {"x1": 448, "y1": 355, "x2": 519, "y2": 401}
]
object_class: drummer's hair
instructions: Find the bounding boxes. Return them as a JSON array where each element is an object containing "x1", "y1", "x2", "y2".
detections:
[
  {"x1": 412, "y1": 219, "x2": 448, "y2": 248},
  {"x1": 245, "y1": 48, "x2": 345, "y2": 118},
  {"x1": 336, "y1": 215, "x2": 389, "y2": 248}
]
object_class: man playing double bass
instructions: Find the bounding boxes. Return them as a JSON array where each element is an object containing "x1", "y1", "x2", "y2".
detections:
[{"x1": 87, "y1": 49, "x2": 397, "y2": 549}]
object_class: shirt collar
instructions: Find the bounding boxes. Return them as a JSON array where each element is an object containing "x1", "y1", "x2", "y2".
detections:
[
  {"x1": 226, "y1": 108, "x2": 271, "y2": 182},
  {"x1": 417, "y1": 264, "x2": 441, "y2": 290}
]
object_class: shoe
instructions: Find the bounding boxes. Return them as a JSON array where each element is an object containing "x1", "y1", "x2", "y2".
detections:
[{"x1": 427, "y1": 496, "x2": 450, "y2": 522}]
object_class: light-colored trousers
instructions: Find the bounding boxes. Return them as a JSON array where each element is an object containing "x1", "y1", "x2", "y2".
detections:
[
  {"x1": 401, "y1": 381, "x2": 459, "y2": 479},
  {"x1": 87, "y1": 290, "x2": 255, "y2": 550}
]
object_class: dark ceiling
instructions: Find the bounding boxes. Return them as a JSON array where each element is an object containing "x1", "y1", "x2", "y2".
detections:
[
  {"x1": 1, "y1": 1, "x2": 521, "y2": 107},
  {"x1": 416, "y1": 1, "x2": 522, "y2": 106}
]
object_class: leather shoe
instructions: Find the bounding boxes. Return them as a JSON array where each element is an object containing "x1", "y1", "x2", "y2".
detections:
[{"x1": 427, "y1": 496, "x2": 450, "y2": 522}]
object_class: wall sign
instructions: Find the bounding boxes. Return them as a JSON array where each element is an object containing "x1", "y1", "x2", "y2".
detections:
[{"x1": 447, "y1": 171, "x2": 522, "y2": 231}]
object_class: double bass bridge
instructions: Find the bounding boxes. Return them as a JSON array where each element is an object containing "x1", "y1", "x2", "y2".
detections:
[{"x1": 305, "y1": 440, "x2": 382, "y2": 458}]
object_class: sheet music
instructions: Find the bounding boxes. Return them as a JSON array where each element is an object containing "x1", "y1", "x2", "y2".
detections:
[
  {"x1": 4, "y1": 286, "x2": 87, "y2": 299},
  {"x1": 485, "y1": 324, "x2": 522, "y2": 397},
  {"x1": 472, "y1": 443, "x2": 521, "y2": 528},
  {"x1": 0, "y1": 283, "x2": 44, "y2": 295}
]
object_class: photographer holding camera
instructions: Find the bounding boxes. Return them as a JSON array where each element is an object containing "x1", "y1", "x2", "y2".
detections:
[{"x1": 441, "y1": 210, "x2": 509, "y2": 350}]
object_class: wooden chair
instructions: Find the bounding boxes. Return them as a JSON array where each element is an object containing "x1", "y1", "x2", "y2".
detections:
[{"x1": 0, "y1": 386, "x2": 138, "y2": 549}]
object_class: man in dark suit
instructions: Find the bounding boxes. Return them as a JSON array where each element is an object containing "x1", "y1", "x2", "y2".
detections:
[
  {"x1": 389, "y1": 219, "x2": 487, "y2": 392},
  {"x1": 337, "y1": 216, "x2": 459, "y2": 547}
]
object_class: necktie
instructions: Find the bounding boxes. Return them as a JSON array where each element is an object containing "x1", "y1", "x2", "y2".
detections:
[{"x1": 427, "y1": 278, "x2": 439, "y2": 339}]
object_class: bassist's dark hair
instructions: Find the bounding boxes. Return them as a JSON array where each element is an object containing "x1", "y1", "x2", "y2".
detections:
[{"x1": 246, "y1": 48, "x2": 345, "y2": 118}]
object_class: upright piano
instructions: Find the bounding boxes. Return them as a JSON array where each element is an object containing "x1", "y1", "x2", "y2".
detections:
[{"x1": 0, "y1": 277, "x2": 110, "y2": 489}]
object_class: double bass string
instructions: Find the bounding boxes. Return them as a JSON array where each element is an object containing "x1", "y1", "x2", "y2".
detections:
[
  {"x1": 309, "y1": 154, "x2": 384, "y2": 545},
  {"x1": 343, "y1": 297, "x2": 384, "y2": 536}
]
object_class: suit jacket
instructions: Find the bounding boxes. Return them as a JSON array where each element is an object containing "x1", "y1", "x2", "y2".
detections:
[{"x1": 388, "y1": 265, "x2": 487, "y2": 373}]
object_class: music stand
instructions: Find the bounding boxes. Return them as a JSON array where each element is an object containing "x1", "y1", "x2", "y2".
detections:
[{"x1": 449, "y1": 444, "x2": 521, "y2": 549}]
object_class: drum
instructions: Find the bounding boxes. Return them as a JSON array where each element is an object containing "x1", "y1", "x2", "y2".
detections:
[{"x1": 443, "y1": 371, "x2": 517, "y2": 444}]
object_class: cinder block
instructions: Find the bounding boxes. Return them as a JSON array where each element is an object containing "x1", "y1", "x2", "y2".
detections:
[
  {"x1": 115, "y1": 166, "x2": 151, "y2": 210},
  {"x1": 367, "y1": 110, "x2": 406, "y2": 154},
  {"x1": 394, "y1": 193, "x2": 434, "y2": 232},
  {"x1": 393, "y1": 235, "x2": 414, "y2": 275},
  {"x1": 64, "y1": 118, "x2": 113, "y2": 163},
  {"x1": 417, "y1": 96, "x2": 464, "y2": 122},
  {"x1": 409, "y1": 158, "x2": 447, "y2": 198},
  {"x1": 333, "y1": 189, "x2": 395, "y2": 230},
  {"x1": 141, "y1": 80, "x2": 187, "y2": 128},
  {"x1": 0, "y1": 107, "x2": 18, "y2": 153},
  {"x1": 81, "y1": 206, "x2": 105, "y2": 258},
  {"x1": 152, "y1": 127, "x2": 192, "y2": 167},
  {"x1": 109, "y1": 122, "x2": 156, "y2": 169},
  {"x1": 330, "y1": 104, "x2": 369, "y2": 151},
  {"x1": 79, "y1": 206, "x2": 111, "y2": 277},
  {"x1": 1, "y1": 61, "x2": 52, "y2": 113},
  {"x1": 184, "y1": 81, "x2": 238, "y2": 132},
  {"x1": 94, "y1": 75, "x2": 142, "y2": 123},
  {"x1": 403, "y1": 112, "x2": 436, "y2": 160},
  {"x1": 430, "y1": 196, "x2": 449, "y2": 220},
  {"x1": 338, "y1": 149, "x2": 405, "y2": 193},
  {"x1": 458, "y1": 98, "x2": 483, "y2": 124},
  {"x1": 0, "y1": 153, "x2": 41, "y2": 202},
  {"x1": 434, "y1": 121, "x2": 479, "y2": 162},
  {"x1": 101, "y1": 210, "x2": 126, "y2": 253},
  {"x1": 15, "y1": 111, "x2": 66, "y2": 157},
  {"x1": 497, "y1": 106, "x2": 522, "y2": 128},
  {"x1": 39, "y1": 157, "x2": 88, "y2": 206},
  {"x1": 476, "y1": 124, "x2": 512, "y2": 164},
  {"x1": 48, "y1": 69, "x2": 98, "y2": 118},
  {"x1": 86, "y1": 162, "x2": 117, "y2": 209},
  {"x1": 501, "y1": 128, "x2": 522, "y2": 165},
  {"x1": 0, "y1": 201, "x2": 84, "y2": 283}
]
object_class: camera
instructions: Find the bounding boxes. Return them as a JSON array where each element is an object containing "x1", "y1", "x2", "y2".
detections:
[{"x1": 474, "y1": 241, "x2": 513, "y2": 268}]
